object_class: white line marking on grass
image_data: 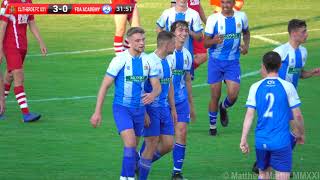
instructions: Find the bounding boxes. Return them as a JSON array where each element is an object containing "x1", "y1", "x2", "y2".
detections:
[
  {"x1": 27, "y1": 29, "x2": 320, "y2": 57},
  {"x1": 27, "y1": 44, "x2": 157, "y2": 57},
  {"x1": 7, "y1": 70, "x2": 261, "y2": 103},
  {"x1": 252, "y1": 35, "x2": 281, "y2": 45}
]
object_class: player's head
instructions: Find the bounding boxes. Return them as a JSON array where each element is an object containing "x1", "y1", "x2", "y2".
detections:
[
  {"x1": 176, "y1": 0, "x2": 188, "y2": 8},
  {"x1": 221, "y1": 0, "x2": 235, "y2": 14},
  {"x1": 126, "y1": 27, "x2": 145, "y2": 53},
  {"x1": 157, "y1": 31, "x2": 176, "y2": 55},
  {"x1": 288, "y1": 19, "x2": 308, "y2": 44},
  {"x1": 262, "y1": 51, "x2": 281, "y2": 73},
  {"x1": 170, "y1": 21, "x2": 189, "y2": 45}
]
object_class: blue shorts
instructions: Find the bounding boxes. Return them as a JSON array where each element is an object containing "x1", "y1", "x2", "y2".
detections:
[
  {"x1": 207, "y1": 58, "x2": 241, "y2": 84},
  {"x1": 256, "y1": 145, "x2": 292, "y2": 172},
  {"x1": 112, "y1": 104, "x2": 145, "y2": 136},
  {"x1": 176, "y1": 100, "x2": 190, "y2": 123},
  {"x1": 144, "y1": 106, "x2": 174, "y2": 137}
]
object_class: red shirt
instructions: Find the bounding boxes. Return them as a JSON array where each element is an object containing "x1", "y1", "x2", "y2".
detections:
[
  {"x1": 188, "y1": 0, "x2": 200, "y2": 13},
  {"x1": 0, "y1": 0, "x2": 34, "y2": 50}
]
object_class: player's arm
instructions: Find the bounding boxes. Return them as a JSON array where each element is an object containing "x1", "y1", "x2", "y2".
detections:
[
  {"x1": 240, "y1": 107, "x2": 255, "y2": 154},
  {"x1": 90, "y1": 75, "x2": 114, "y2": 128},
  {"x1": 185, "y1": 72, "x2": 196, "y2": 121},
  {"x1": 189, "y1": 30, "x2": 202, "y2": 41},
  {"x1": 240, "y1": 29, "x2": 250, "y2": 55},
  {"x1": 28, "y1": 20, "x2": 47, "y2": 56},
  {"x1": 143, "y1": 77, "x2": 161, "y2": 105},
  {"x1": 0, "y1": 20, "x2": 8, "y2": 63},
  {"x1": 198, "y1": 3, "x2": 207, "y2": 24},
  {"x1": 291, "y1": 107, "x2": 305, "y2": 144},
  {"x1": 168, "y1": 79, "x2": 177, "y2": 122},
  {"x1": 300, "y1": 68, "x2": 320, "y2": 79}
]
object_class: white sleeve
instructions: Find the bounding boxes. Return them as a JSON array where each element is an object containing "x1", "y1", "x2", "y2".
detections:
[
  {"x1": 156, "y1": 10, "x2": 168, "y2": 29},
  {"x1": 148, "y1": 58, "x2": 160, "y2": 78},
  {"x1": 242, "y1": 12, "x2": 249, "y2": 32},
  {"x1": 205, "y1": 15, "x2": 216, "y2": 37},
  {"x1": 273, "y1": 45, "x2": 286, "y2": 61},
  {"x1": 106, "y1": 57, "x2": 125, "y2": 78},
  {"x1": 192, "y1": 11, "x2": 203, "y2": 33},
  {"x1": 246, "y1": 84, "x2": 257, "y2": 109},
  {"x1": 285, "y1": 83, "x2": 301, "y2": 108}
]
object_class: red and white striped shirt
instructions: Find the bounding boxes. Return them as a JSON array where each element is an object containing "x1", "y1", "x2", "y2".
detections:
[{"x1": 0, "y1": 0, "x2": 34, "y2": 50}]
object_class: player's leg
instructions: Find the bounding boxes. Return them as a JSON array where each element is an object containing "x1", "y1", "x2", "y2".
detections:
[
  {"x1": 219, "y1": 60, "x2": 241, "y2": 127},
  {"x1": 0, "y1": 69, "x2": 4, "y2": 120},
  {"x1": 113, "y1": 14, "x2": 128, "y2": 55},
  {"x1": 207, "y1": 58, "x2": 223, "y2": 136},
  {"x1": 138, "y1": 106, "x2": 160, "y2": 180},
  {"x1": 5, "y1": 48, "x2": 40, "y2": 122},
  {"x1": 151, "y1": 107, "x2": 175, "y2": 162},
  {"x1": 271, "y1": 145, "x2": 292, "y2": 180},
  {"x1": 256, "y1": 148, "x2": 271, "y2": 180},
  {"x1": 113, "y1": 104, "x2": 140, "y2": 180},
  {"x1": 4, "y1": 71, "x2": 13, "y2": 98},
  {"x1": 172, "y1": 100, "x2": 190, "y2": 179}
]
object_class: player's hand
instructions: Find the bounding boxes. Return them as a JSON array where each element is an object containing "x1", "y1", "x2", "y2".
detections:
[
  {"x1": 39, "y1": 42, "x2": 47, "y2": 56},
  {"x1": 142, "y1": 93, "x2": 156, "y2": 105},
  {"x1": 296, "y1": 134, "x2": 305, "y2": 145},
  {"x1": 144, "y1": 112, "x2": 151, "y2": 128},
  {"x1": 240, "y1": 140, "x2": 249, "y2": 154},
  {"x1": 240, "y1": 44, "x2": 249, "y2": 55},
  {"x1": 90, "y1": 112, "x2": 102, "y2": 128},
  {"x1": 190, "y1": 106, "x2": 196, "y2": 122},
  {"x1": 171, "y1": 108, "x2": 178, "y2": 124},
  {"x1": 0, "y1": 97, "x2": 5, "y2": 115},
  {"x1": 312, "y1": 68, "x2": 320, "y2": 76},
  {"x1": 213, "y1": 34, "x2": 224, "y2": 44}
]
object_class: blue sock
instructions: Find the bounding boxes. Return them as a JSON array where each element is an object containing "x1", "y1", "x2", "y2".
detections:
[
  {"x1": 290, "y1": 132, "x2": 297, "y2": 149},
  {"x1": 152, "y1": 150, "x2": 162, "y2": 162},
  {"x1": 209, "y1": 111, "x2": 218, "y2": 129},
  {"x1": 120, "y1": 147, "x2": 136, "y2": 179},
  {"x1": 139, "y1": 158, "x2": 152, "y2": 180},
  {"x1": 222, "y1": 97, "x2": 234, "y2": 109},
  {"x1": 173, "y1": 143, "x2": 186, "y2": 174}
]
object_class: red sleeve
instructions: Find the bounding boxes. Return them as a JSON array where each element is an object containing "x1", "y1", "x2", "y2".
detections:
[{"x1": 0, "y1": 15, "x2": 8, "y2": 22}]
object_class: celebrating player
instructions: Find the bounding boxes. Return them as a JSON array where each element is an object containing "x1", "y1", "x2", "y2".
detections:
[
  {"x1": 0, "y1": 0, "x2": 47, "y2": 122},
  {"x1": 204, "y1": 0, "x2": 250, "y2": 136},
  {"x1": 90, "y1": 27, "x2": 161, "y2": 180},
  {"x1": 157, "y1": 0, "x2": 203, "y2": 79},
  {"x1": 240, "y1": 51, "x2": 305, "y2": 180},
  {"x1": 138, "y1": 31, "x2": 177, "y2": 180},
  {"x1": 252, "y1": 19, "x2": 320, "y2": 174}
]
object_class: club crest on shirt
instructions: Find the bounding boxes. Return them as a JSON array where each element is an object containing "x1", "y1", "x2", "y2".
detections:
[
  {"x1": 9, "y1": 6, "x2": 15, "y2": 14},
  {"x1": 126, "y1": 66, "x2": 131, "y2": 70},
  {"x1": 220, "y1": 26, "x2": 223, "y2": 31},
  {"x1": 237, "y1": 23, "x2": 241, "y2": 28},
  {"x1": 290, "y1": 58, "x2": 294, "y2": 64}
]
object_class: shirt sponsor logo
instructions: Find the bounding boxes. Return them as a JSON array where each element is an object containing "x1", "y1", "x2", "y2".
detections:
[
  {"x1": 223, "y1": 33, "x2": 241, "y2": 40},
  {"x1": 288, "y1": 67, "x2": 302, "y2": 74},
  {"x1": 160, "y1": 78, "x2": 171, "y2": 84},
  {"x1": 172, "y1": 69, "x2": 185, "y2": 76},
  {"x1": 126, "y1": 76, "x2": 147, "y2": 82}
]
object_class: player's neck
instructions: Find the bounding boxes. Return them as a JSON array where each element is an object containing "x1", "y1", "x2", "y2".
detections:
[
  {"x1": 155, "y1": 49, "x2": 167, "y2": 59},
  {"x1": 289, "y1": 40, "x2": 301, "y2": 49},
  {"x1": 128, "y1": 48, "x2": 142, "y2": 57},
  {"x1": 222, "y1": 10, "x2": 234, "y2": 17},
  {"x1": 267, "y1": 72, "x2": 278, "y2": 78},
  {"x1": 175, "y1": 6, "x2": 187, "y2": 12}
]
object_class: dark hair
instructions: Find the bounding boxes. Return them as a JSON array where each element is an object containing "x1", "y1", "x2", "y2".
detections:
[
  {"x1": 157, "y1": 31, "x2": 175, "y2": 47},
  {"x1": 126, "y1": 27, "x2": 145, "y2": 37},
  {"x1": 288, "y1": 19, "x2": 307, "y2": 34},
  {"x1": 262, "y1": 51, "x2": 281, "y2": 73},
  {"x1": 170, "y1": 20, "x2": 189, "y2": 33}
]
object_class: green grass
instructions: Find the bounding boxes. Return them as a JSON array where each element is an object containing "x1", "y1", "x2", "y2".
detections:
[{"x1": 1, "y1": 0, "x2": 320, "y2": 179}]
